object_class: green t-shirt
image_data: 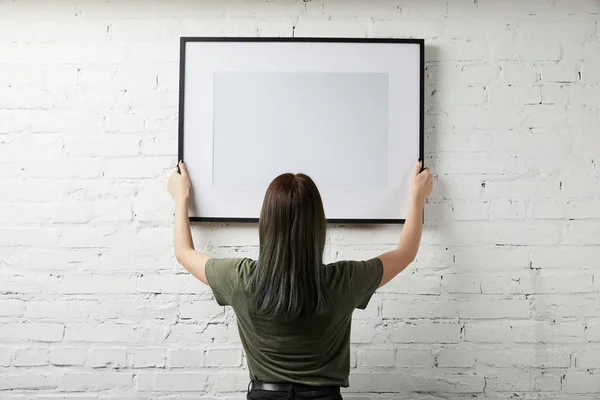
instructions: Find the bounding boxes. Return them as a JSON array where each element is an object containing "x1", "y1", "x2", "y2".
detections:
[{"x1": 205, "y1": 257, "x2": 383, "y2": 387}]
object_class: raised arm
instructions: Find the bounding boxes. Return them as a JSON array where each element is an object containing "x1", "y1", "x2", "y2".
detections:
[
  {"x1": 168, "y1": 161, "x2": 211, "y2": 285},
  {"x1": 378, "y1": 161, "x2": 433, "y2": 287}
]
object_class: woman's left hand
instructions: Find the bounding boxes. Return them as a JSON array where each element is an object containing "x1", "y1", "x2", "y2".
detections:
[{"x1": 168, "y1": 161, "x2": 191, "y2": 202}]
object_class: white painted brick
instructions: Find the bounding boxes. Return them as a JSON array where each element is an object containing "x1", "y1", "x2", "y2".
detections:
[
  {"x1": 139, "y1": 274, "x2": 208, "y2": 294},
  {"x1": 208, "y1": 371, "x2": 252, "y2": 392},
  {"x1": 459, "y1": 86, "x2": 486, "y2": 105},
  {"x1": 483, "y1": 176, "x2": 560, "y2": 199},
  {"x1": 179, "y1": 300, "x2": 225, "y2": 321},
  {"x1": 489, "y1": 199, "x2": 527, "y2": 219},
  {"x1": 533, "y1": 273, "x2": 595, "y2": 294},
  {"x1": 32, "y1": 21, "x2": 108, "y2": 42},
  {"x1": 59, "y1": 372, "x2": 133, "y2": 392},
  {"x1": 581, "y1": 62, "x2": 600, "y2": 83},
  {"x1": 454, "y1": 246, "x2": 529, "y2": 271},
  {"x1": 461, "y1": 65, "x2": 499, "y2": 84},
  {"x1": 350, "y1": 322, "x2": 376, "y2": 344},
  {"x1": 458, "y1": 299, "x2": 530, "y2": 319},
  {"x1": 29, "y1": 110, "x2": 104, "y2": 134},
  {"x1": 532, "y1": 294, "x2": 600, "y2": 319},
  {"x1": 141, "y1": 133, "x2": 178, "y2": 156},
  {"x1": 15, "y1": 248, "x2": 101, "y2": 271},
  {"x1": 25, "y1": 300, "x2": 100, "y2": 321},
  {"x1": 360, "y1": 349, "x2": 396, "y2": 367},
  {"x1": 97, "y1": 249, "x2": 135, "y2": 271},
  {"x1": 540, "y1": 63, "x2": 579, "y2": 82},
  {"x1": 511, "y1": 320, "x2": 585, "y2": 344},
  {"x1": 541, "y1": 84, "x2": 569, "y2": 104},
  {"x1": 57, "y1": 226, "x2": 136, "y2": 248},
  {"x1": 87, "y1": 347, "x2": 127, "y2": 368},
  {"x1": 0, "y1": 299, "x2": 26, "y2": 317},
  {"x1": 97, "y1": 299, "x2": 177, "y2": 322},
  {"x1": 61, "y1": 275, "x2": 137, "y2": 294},
  {"x1": 487, "y1": 84, "x2": 542, "y2": 105},
  {"x1": 382, "y1": 299, "x2": 457, "y2": 319},
  {"x1": 484, "y1": 221, "x2": 561, "y2": 245},
  {"x1": 13, "y1": 348, "x2": 49, "y2": 366},
  {"x1": 49, "y1": 348, "x2": 87, "y2": 366},
  {"x1": 562, "y1": 175, "x2": 600, "y2": 197},
  {"x1": 396, "y1": 348, "x2": 433, "y2": 367},
  {"x1": 563, "y1": 221, "x2": 600, "y2": 245},
  {"x1": 568, "y1": 199, "x2": 600, "y2": 219},
  {"x1": 465, "y1": 321, "x2": 512, "y2": 343},
  {"x1": 569, "y1": 86, "x2": 600, "y2": 107},
  {"x1": 108, "y1": 20, "x2": 163, "y2": 41},
  {"x1": 486, "y1": 369, "x2": 561, "y2": 392},
  {"x1": 65, "y1": 325, "x2": 166, "y2": 343},
  {"x1": 151, "y1": 372, "x2": 208, "y2": 392},
  {"x1": 436, "y1": 348, "x2": 475, "y2": 368},
  {"x1": 444, "y1": 273, "x2": 531, "y2": 295},
  {"x1": 143, "y1": 111, "x2": 178, "y2": 132},
  {"x1": 490, "y1": 38, "x2": 561, "y2": 61},
  {"x1": 1, "y1": 2, "x2": 599, "y2": 398},
  {"x1": 104, "y1": 114, "x2": 146, "y2": 133},
  {"x1": 25, "y1": 160, "x2": 101, "y2": 179},
  {"x1": 477, "y1": 347, "x2": 570, "y2": 368},
  {"x1": 350, "y1": 372, "x2": 485, "y2": 393},
  {"x1": 64, "y1": 135, "x2": 140, "y2": 157},
  {"x1": 436, "y1": 151, "x2": 526, "y2": 174},
  {"x1": 0, "y1": 227, "x2": 60, "y2": 246},
  {"x1": 564, "y1": 371, "x2": 600, "y2": 393},
  {"x1": 0, "y1": 274, "x2": 60, "y2": 294},
  {"x1": 500, "y1": 63, "x2": 538, "y2": 83},
  {"x1": 204, "y1": 348, "x2": 243, "y2": 367},
  {"x1": 0, "y1": 374, "x2": 55, "y2": 390},
  {"x1": 103, "y1": 157, "x2": 172, "y2": 179},
  {"x1": 587, "y1": 319, "x2": 600, "y2": 342},
  {"x1": 167, "y1": 324, "x2": 228, "y2": 343},
  {"x1": 530, "y1": 199, "x2": 565, "y2": 219},
  {"x1": 0, "y1": 203, "x2": 93, "y2": 224},
  {"x1": 168, "y1": 349, "x2": 203, "y2": 368},
  {"x1": 91, "y1": 202, "x2": 132, "y2": 222},
  {"x1": 134, "y1": 201, "x2": 173, "y2": 222},
  {"x1": 452, "y1": 201, "x2": 489, "y2": 221},
  {"x1": 132, "y1": 348, "x2": 166, "y2": 368},
  {"x1": 0, "y1": 348, "x2": 13, "y2": 366},
  {"x1": 379, "y1": 274, "x2": 441, "y2": 295},
  {"x1": 389, "y1": 323, "x2": 461, "y2": 344},
  {"x1": 0, "y1": 323, "x2": 64, "y2": 342}
]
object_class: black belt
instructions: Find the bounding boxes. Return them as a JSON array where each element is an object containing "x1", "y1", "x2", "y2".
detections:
[{"x1": 250, "y1": 381, "x2": 340, "y2": 394}]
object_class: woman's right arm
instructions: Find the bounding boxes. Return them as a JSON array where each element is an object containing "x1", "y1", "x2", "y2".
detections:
[{"x1": 377, "y1": 161, "x2": 433, "y2": 287}]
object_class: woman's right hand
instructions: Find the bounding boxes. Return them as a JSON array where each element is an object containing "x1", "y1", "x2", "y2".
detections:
[
  {"x1": 168, "y1": 161, "x2": 191, "y2": 203},
  {"x1": 410, "y1": 161, "x2": 433, "y2": 202}
]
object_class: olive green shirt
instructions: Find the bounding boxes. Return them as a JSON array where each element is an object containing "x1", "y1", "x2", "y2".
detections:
[{"x1": 205, "y1": 257, "x2": 383, "y2": 387}]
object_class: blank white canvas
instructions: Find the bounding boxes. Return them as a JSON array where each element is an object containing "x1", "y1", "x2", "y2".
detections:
[
  {"x1": 182, "y1": 40, "x2": 421, "y2": 221},
  {"x1": 212, "y1": 72, "x2": 389, "y2": 189}
]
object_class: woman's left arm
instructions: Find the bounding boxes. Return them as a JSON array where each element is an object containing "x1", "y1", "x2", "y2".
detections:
[{"x1": 168, "y1": 161, "x2": 211, "y2": 285}]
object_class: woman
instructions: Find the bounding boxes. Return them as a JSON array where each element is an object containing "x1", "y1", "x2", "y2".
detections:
[{"x1": 168, "y1": 160, "x2": 433, "y2": 400}]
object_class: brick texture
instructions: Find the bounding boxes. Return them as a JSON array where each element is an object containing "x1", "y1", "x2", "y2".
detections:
[{"x1": 0, "y1": 0, "x2": 599, "y2": 398}]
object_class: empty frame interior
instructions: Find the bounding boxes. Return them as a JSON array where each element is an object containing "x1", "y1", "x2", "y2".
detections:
[{"x1": 180, "y1": 38, "x2": 423, "y2": 223}]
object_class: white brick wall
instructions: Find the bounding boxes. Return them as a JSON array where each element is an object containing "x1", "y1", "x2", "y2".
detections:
[{"x1": 0, "y1": 0, "x2": 599, "y2": 399}]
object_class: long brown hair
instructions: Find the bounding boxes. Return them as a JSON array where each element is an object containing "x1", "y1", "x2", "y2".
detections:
[{"x1": 249, "y1": 173, "x2": 328, "y2": 320}]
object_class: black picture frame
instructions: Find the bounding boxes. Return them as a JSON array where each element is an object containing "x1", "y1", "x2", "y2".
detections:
[{"x1": 178, "y1": 37, "x2": 425, "y2": 224}]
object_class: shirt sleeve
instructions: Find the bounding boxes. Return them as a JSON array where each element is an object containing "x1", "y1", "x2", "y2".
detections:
[
  {"x1": 204, "y1": 258, "x2": 246, "y2": 306},
  {"x1": 345, "y1": 258, "x2": 384, "y2": 310}
]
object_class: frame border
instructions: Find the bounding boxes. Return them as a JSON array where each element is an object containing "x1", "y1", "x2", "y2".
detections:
[{"x1": 178, "y1": 37, "x2": 425, "y2": 224}]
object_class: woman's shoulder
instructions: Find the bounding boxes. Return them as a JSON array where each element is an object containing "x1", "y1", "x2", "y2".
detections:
[{"x1": 324, "y1": 258, "x2": 383, "y2": 283}]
